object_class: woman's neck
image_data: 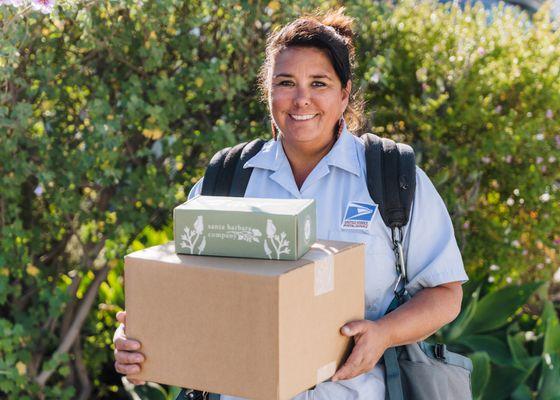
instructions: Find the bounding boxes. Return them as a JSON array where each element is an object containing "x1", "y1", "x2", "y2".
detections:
[{"x1": 281, "y1": 135, "x2": 336, "y2": 189}]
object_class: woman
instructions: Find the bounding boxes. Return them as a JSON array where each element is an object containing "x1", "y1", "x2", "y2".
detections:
[{"x1": 113, "y1": 8, "x2": 468, "y2": 399}]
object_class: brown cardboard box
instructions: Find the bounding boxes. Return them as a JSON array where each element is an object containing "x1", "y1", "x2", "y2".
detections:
[{"x1": 124, "y1": 240, "x2": 364, "y2": 400}]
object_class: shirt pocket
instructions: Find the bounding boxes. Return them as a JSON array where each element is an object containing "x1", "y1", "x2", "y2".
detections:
[
  {"x1": 327, "y1": 230, "x2": 390, "y2": 256},
  {"x1": 329, "y1": 229, "x2": 393, "y2": 257}
]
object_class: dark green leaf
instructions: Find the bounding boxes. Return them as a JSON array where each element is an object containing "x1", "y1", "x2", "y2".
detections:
[
  {"x1": 511, "y1": 384, "x2": 532, "y2": 400},
  {"x1": 481, "y1": 364, "x2": 530, "y2": 400},
  {"x1": 470, "y1": 351, "x2": 491, "y2": 400},
  {"x1": 538, "y1": 353, "x2": 560, "y2": 400},
  {"x1": 459, "y1": 335, "x2": 512, "y2": 365},
  {"x1": 463, "y1": 283, "x2": 543, "y2": 335},
  {"x1": 542, "y1": 302, "x2": 560, "y2": 356}
]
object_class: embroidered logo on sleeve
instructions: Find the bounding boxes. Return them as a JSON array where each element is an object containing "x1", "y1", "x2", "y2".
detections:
[{"x1": 341, "y1": 201, "x2": 378, "y2": 230}]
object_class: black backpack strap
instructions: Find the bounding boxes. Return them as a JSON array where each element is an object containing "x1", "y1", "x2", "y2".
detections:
[
  {"x1": 363, "y1": 133, "x2": 416, "y2": 400},
  {"x1": 200, "y1": 139, "x2": 267, "y2": 197},
  {"x1": 230, "y1": 138, "x2": 267, "y2": 197},
  {"x1": 212, "y1": 141, "x2": 248, "y2": 196},
  {"x1": 362, "y1": 133, "x2": 416, "y2": 229},
  {"x1": 200, "y1": 146, "x2": 231, "y2": 196}
]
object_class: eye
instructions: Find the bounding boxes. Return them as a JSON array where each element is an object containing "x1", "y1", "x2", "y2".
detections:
[
  {"x1": 312, "y1": 81, "x2": 327, "y2": 87},
  {"x1": 276, "y1": 80, "x2": 294, "y2": 86}
]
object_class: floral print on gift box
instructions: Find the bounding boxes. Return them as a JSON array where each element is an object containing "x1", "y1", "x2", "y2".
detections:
[
  {"x1": 264, "y1": 219, "x2": 291, "y2": 260},
  {"x1": 180, "y1": 215, "x2": 206, "y2": 255}
]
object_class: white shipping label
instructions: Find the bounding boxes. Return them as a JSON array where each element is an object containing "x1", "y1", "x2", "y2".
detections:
[
  {"x1": 305, "y1": 249, "x2": 334, "y2": 296},
  {"x1": 316, "y1": 361, "x2": 337, "y2": 384}
]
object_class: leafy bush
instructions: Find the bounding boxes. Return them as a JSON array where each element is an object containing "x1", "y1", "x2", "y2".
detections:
[
  {"x1": 351, "y1": 0, "x2": 560, "y2": 285},
  {"x1": 0, "y1": 0, "x2": 558, "y2": 399},
  {"x1": 438, "y1": 281, "x2": 560, "y2": 399}
]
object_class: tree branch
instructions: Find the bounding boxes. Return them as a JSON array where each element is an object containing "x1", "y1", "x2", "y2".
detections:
[
  {"x1": 73, "y1": 339, "x2": 92, "y2": 400},
  {"x1": 35, "y1": 264, "x2": 109, "y2": 387}
]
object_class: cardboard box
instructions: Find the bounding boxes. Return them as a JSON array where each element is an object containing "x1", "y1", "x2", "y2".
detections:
[
  {"x1": 125, "y1": 240, "x2": 364, "y2": 400},
  {"x1": 173, "y1": 196, "x2": 316, "y2": 260}
]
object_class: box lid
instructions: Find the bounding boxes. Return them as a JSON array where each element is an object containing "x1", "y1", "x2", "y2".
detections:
[{"x1": 175, "y1": 196, "x2": 314, "y2": 216}]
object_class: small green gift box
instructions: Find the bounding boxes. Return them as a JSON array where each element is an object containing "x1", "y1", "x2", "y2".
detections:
[{"x1": 173, "y1": 196, "x2": 316, "y2": 260}]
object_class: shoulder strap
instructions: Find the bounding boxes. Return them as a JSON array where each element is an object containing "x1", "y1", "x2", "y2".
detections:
[
  {"x1": 200, "y1": 139, "x2": 266, "y2": 197},
  {"x1": 200, "y1": 146, "x2": 231, "y2": 196},
  {"x1": 230, "y1": 138, "x2": 267, "y2": 197},
  {"x1": 362, "y1": 133, "x2": 416, "y2": 229}
]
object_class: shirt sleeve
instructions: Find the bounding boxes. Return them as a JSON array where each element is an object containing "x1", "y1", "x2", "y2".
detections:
[
  {"x1": 187, "y1": 178, "x2": 204, "y2": 200},
  {"x1": 404, "y1": 167, "x2": 468, "y2": 295}
]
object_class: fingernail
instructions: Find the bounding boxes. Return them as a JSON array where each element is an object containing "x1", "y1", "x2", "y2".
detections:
[
  {"x1": 342, "y1": 326, "x2": 351, "y2": 335},
  {"x1": 134, "y1": 355, "x2": 144, "y2": 363},
  {"x1": 130, "y1": 342, "x2": 140, "y2": 350}
]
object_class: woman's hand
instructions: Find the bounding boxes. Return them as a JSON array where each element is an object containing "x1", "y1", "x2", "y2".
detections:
[
  {"x1": 113, "y1": 311, "x2": 146, "y2": 385},
  {"x1": 330, "y1": 283, "x2": 463, "y2": 382},
  {"x1": 331, "y1": 319, "x2": 390, "y2": 382}
]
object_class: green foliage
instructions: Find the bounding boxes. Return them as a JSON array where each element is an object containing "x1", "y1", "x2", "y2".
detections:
[
  {"x1": 0, "y1": 0, "x2": 559, "y2": 399},
  {"x1": 352, "y1": 0, "x2": 560, "y2": 285},
  {"x1": 439, "y1": 283, "x2": 560, "y2": 399}
]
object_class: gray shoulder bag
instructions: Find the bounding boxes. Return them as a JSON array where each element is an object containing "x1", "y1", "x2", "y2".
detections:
[{"x1": 362, "y1": 134, "x2": 473, "y2": 400}]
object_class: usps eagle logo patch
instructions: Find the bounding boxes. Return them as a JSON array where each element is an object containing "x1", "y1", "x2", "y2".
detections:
[{"x1": 341, "y1": 201, "x2": 378, "y2": 230}]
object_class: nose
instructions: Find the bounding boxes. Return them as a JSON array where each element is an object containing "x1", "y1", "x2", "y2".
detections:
[{"x1": 293, "y1": 85, "x2": 310, "y2": 108}]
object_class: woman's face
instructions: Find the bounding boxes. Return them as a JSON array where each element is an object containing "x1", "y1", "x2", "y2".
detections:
[{"x1": 269, "y1": 46, "x2": 351, "y2": 146}]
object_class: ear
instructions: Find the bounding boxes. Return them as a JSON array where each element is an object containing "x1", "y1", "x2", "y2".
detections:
[{"x1": 341, "y1": 80, "x2": 352, "y2": 112}]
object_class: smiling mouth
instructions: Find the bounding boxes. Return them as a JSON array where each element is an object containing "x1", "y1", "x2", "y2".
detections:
[{"x1": 289, "y1": 114, "x2": 318, "y2": 121}]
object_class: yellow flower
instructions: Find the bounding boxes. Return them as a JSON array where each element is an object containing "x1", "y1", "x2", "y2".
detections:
[
  {"x1": 16, "y1": 361, "x2": 27, "y2": 376},
  {"x1": 194, "y1": 77, "x2": 204, "y2": 88},
  {"x1": 142, "y1": 128, "x2": 163, "y2": 140},
  {"x1": 268, "y1": 0, "x2": 281, "y2": 12},
  {"x1": 26, "y1": 264, "x2": 40, "y2": 277}
]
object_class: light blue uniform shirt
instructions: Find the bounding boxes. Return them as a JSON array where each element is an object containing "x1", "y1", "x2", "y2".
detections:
[{"x1": 188, "y1": 126, "x2": 468, "y2": 400}]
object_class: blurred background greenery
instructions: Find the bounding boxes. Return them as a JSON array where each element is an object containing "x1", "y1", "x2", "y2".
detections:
[{"x1": 0, "y1": 0, "x2": 559, "y2": 399}]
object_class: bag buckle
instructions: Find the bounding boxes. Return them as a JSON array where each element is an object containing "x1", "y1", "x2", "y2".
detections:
[
  {"x1": 391, "y1": 227, "x2": 407, "y2": 296},
  {"x1": 434, "y1": 343, "x2": 447, "y2": 360}
]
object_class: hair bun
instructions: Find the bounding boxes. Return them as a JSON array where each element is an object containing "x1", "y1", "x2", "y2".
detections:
[{"x1": 319, "y1": 7, "x2": 355, "y2": 40}]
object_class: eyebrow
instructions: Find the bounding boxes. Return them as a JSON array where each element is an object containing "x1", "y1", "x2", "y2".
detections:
[{"x1": 273, "y1": 73, "x2": 333, "y2": 81}]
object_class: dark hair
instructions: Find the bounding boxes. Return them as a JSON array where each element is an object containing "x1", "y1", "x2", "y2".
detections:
[{"x1": 258, "y1": 8, "x2": 365, "y2": 136}]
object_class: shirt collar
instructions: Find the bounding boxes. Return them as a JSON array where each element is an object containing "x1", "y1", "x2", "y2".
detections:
[
  {"x1": 244, "y1": 123, "x2": 361, "y2": 177},
  {"x1": 324, "y1": 124, "x2": 361, "y2": 177},
  {"x1": 243, "y1": 138, "x2": 286, "y2": 171}
]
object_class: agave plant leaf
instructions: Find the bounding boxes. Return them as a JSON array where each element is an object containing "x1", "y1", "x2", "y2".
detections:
[
  {"x1": 510, "y1": 384, "x2": 532, "y2": 400},
  {"x1": 459, "y1": 334, "x2": 512, "y2": 366},
  {"x1": 463, "y1": 282, "x2": 543, "y2": 335},
  {"x1": 480, "y1": 364, "x2": 531, "y2": 400},
  {"x1": 542, "y1": 301, "x2": 560, "y2": 355},
  {"x1": 470, "y1": 351, "x2": 491, "y2": 400},
  {"x1": 538, "y1": 353, "x2": 560, "y2": 400},
  {"x1": 507, "y1": 332, "x2": 532, "y2": 370}
]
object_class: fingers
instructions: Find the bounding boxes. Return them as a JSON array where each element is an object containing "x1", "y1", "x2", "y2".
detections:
[
  {"x1": 115, "y1": 349, "x2": 145, "y2": 365},
  {"x1": 114, "y1": 336, "x2": 141, "y2": 351},
  {"x1": 115, "y1": 361, "x2": 141, "y2": 375},
  {"x1": 331, "y1": 344, "x2": 365, "y2": 382},
  {"x1": 340, "y1": 320, "x2": 369, "y2": 337},
  {"x1": 116, "y1": 310, "x2": 126, "y2": 324}
]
